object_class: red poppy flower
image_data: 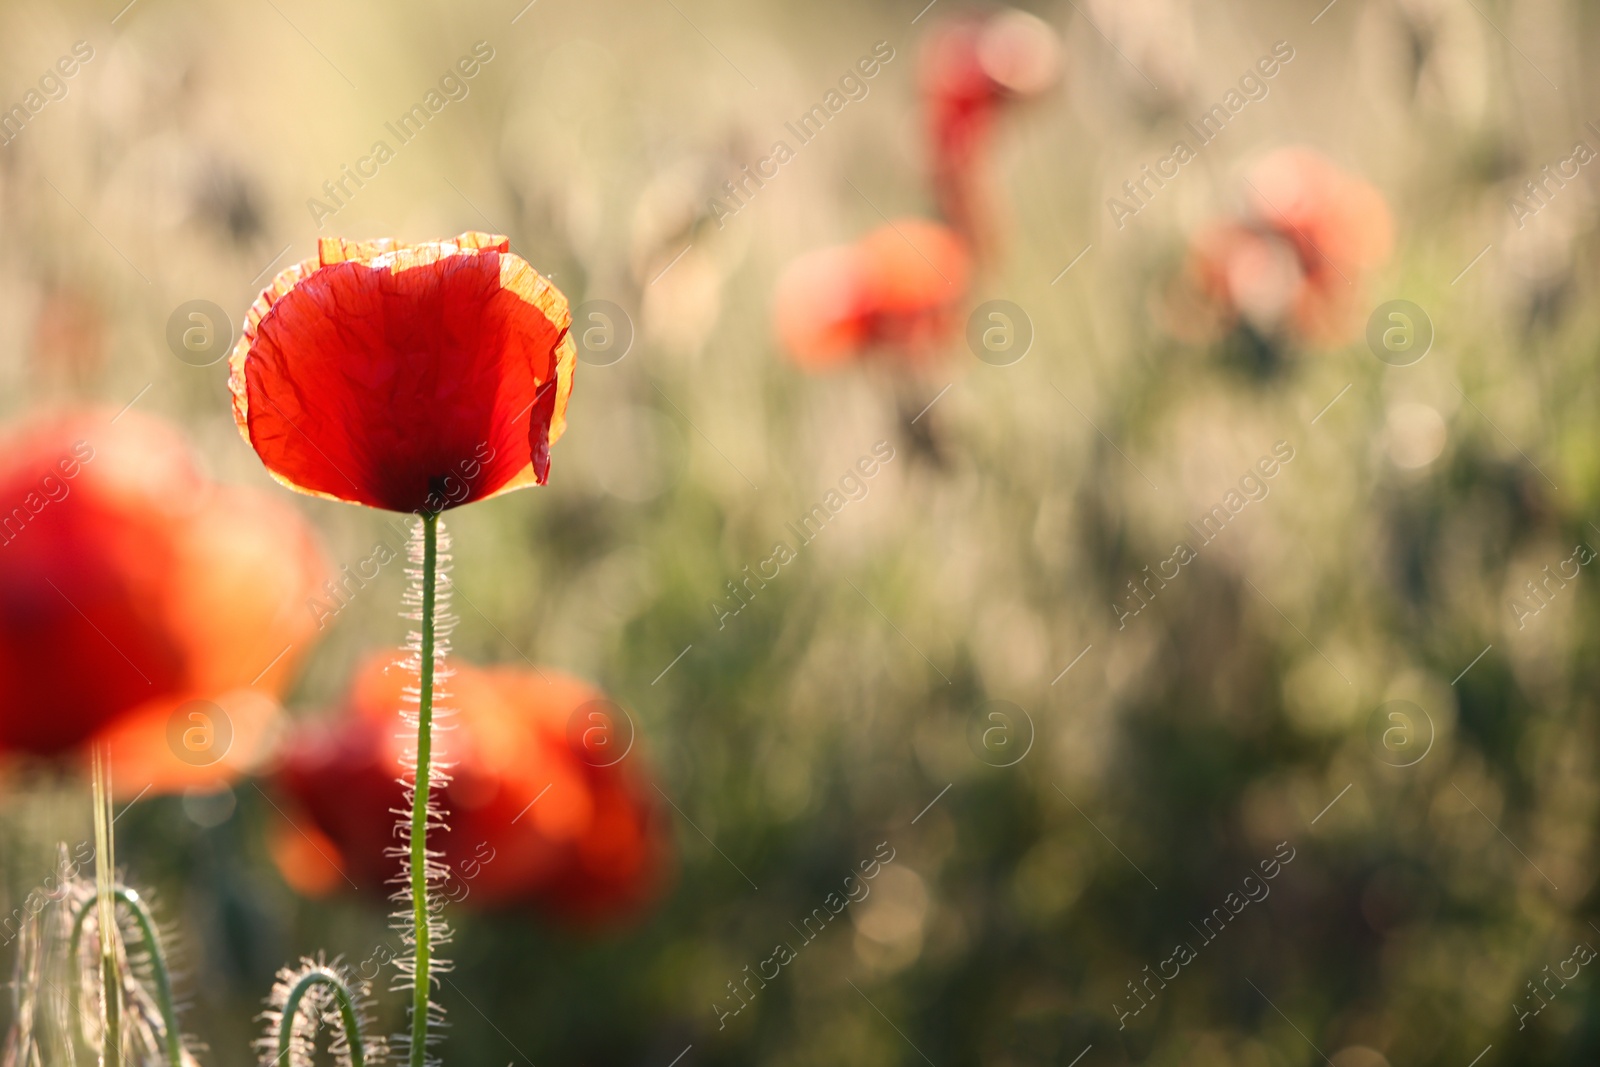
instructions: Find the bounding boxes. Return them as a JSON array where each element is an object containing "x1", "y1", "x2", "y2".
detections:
[
  {"x1": 0, "y1": 410, "x2": 329, "y2": 794},
  {"x1": 1178, "y1": 148, "x2": 1393, "y2": 346},
  {"x1": 774, "y1": 218, "x2": 972, "y2": 370},
  {"x1": 922, "y1": 9, "x2": 1061, "y2": 255},
  {"x1": 228, "y1": 232, "x2": 576, "y2": 513},
  {"x1": 270, "y1": 654, "x2": 671, "y2": 926}
]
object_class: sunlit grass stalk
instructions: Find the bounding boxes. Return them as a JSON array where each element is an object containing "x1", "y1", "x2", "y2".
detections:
[
  {"x1": 89, "y1": 747, "x2": 121, "y2": 1067},
  {"x1": 67, "y1": 889, "x2": 180, "y2": 1067}
]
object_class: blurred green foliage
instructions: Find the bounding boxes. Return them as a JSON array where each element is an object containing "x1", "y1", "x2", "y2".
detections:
[{"x1": 5, "y1": 0, "x2": 1600, "y2": 1064}]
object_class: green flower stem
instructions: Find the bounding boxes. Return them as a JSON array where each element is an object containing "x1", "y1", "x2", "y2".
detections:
[
  {"x1": 410, "y1": 510, "x2": 439, "y2": 1067},
  {"x1": 277, "y1": 969, "x2": 368, "y2": 1067},
  {"x1": 68, "y1": 889, "x2": 180, "y2": 1067}
]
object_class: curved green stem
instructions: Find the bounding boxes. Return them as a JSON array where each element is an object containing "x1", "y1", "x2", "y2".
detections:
[
  {"x1": 276, "y1": 969, "x2": 367, "y2": 1067},
  {"x1": 68, "y1": 888, "x2": 180, "y2": 1067},
  {"x1": 410, "y1": 510, "x2": 439, "y2": 1067}
]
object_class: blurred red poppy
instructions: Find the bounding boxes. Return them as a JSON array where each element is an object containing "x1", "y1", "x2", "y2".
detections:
[
  {"x1": 772, "y1": 10, "x2": 1054, "y2": 374},
  {"x1": 774, "y1": 218, "x2": 972, "y2": 370},
  {"x1": 228, "y1": 232, "x2": 576, "y2": 514},
  {"x1": 922, "y1": 9, "x2": 1061, "y2": 255},
  {"x1": 0, "y1": 410, "x2": 329, "y2": 794},
  {"x1": 269, "y1": 654, "x2": 671, "y2": 926},
  {"x1": 1177, "y1": 148, "x2": 1393, "y2": 346}
]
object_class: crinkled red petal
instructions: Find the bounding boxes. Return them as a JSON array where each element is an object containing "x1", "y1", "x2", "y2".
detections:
[{"x1": 230, "y1": 233, "x2": 574, "y2": 512}]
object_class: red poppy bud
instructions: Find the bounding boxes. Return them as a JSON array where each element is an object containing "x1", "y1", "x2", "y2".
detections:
[{"x1": 774, "y1": 219, "x2": 971, "y2": 370}]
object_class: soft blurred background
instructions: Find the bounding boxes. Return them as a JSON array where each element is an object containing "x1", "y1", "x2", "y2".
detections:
[{"x1": 3, "y1": 0, "x2": 1600, "y2": 1063}]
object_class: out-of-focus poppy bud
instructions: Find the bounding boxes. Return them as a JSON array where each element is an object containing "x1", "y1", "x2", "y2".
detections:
[
  {"x1": 1177, "y1": 148, "x2": 1393, "y2": 347},
  {"x1": 922, "y1": 9, "x2": 1061, "y2": 255},
  {"x1": 774, "y1": 218, "x2": 971, "y2": 371}
]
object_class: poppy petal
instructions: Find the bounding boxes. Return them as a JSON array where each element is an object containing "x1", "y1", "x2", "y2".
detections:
[
  {"x1": 95, "y1": 688, "x2": 281, "y2": 797},
  {"x1": 0, "y1": 410, "x2": 330, "y2": 766},
  {"x1": 229, "y1": 232, "x2": 576, "y2": 513}
]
